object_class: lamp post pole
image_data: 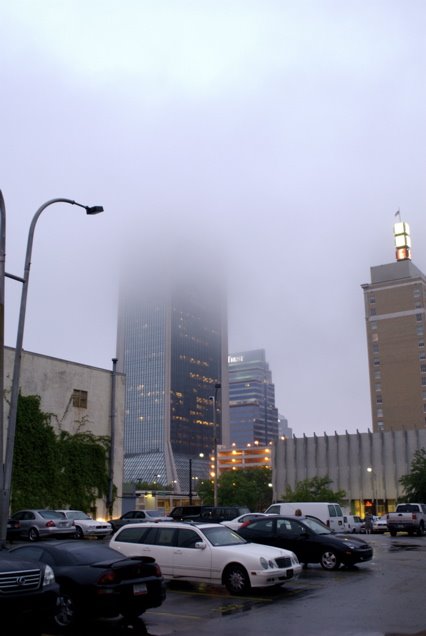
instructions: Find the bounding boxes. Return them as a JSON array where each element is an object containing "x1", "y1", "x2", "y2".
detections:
[
  {"x1": 367, "y1": 466, "x2": 377, "y2": 514},
  {"x1": 189, "y1": 458, "x2": 193, "y2": 504},
  {"x1": 0, "y1": 196, "x2": 103, "y2": 547},
  {"x1": 0, "y1": 192, "x2": 6, "y2": 549},
  {"x1": 210, "y1": 382, "x2": 221, "y2": 507}
]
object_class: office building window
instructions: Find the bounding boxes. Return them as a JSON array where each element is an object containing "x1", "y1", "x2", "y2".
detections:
[
  {"x1": 377, "y1": 421, "x2": 384, "y2": 431},
  {"x1": 72, "y1": 389, "x2": 88, "y2": 409},
  {"x1": 371, "y1": 321, "x2": 377, "y2": 330},
  {"x1": 414, "y1": 288, "x2": 421, "y2": 298},
  {"x1": 372, "y1": 344, "x2": 379, "y2": 353},
  {"x1": 419, "y1": 341, "x2": 425, "y2": 348},
  {"x1": 375, "y1": 384, "x2": 381, "y2": 392},
  {"x1": 371, "y1": 333, "x2": 379, "y2": 342},
  {"x1": 369, "y1": 295, "x2": 376, "y2": 304},
  {"x1": 373, "y1": 359, "x2": 380, "y2": 366},
  {"x1": 423, "y1": 392, "x2": 426, "y2": 400},
  {"x1": 370, "y1": 308, "x2": 376, "y2": 316},
  {"x1": 420, "y1": 352, "x2": 426, "y2": 360},
  {"x1": 377, "y1": 408, "x2": 383, "y2": 417},
  {"x1": 374, "y1": 370, "x2": 381, "y2": 380},
  {"x1": 417, "y1": 327, "x2": 424, "y2": 336},
  {"x1": 422, "y1": 377, "x2": 426, "y2": 386},
  {"x1": 417, "y1": 314, "x2": 423, "y2": 322},
  {"x1": 376, "y1": 395, "x2": 382, "y2": 404},
  {"x1": 421, "y1": 365, "x2": 426, "y2": 373}
]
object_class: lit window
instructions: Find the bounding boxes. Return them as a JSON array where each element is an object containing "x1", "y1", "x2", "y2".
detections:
[
  {"x1": 372, "y1": 333, "x2": 379, "y2": 342},
  {"x1": 72, "y1": 389, "x2": 88, "y2": 409}
]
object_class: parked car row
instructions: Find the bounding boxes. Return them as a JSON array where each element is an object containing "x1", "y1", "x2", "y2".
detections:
[
  {"x1": 2, "y1": 539, "x2": 166, "y2": 633},
  {"x1": 7, "y1": 509, "x2": 112, "y2": 542}
]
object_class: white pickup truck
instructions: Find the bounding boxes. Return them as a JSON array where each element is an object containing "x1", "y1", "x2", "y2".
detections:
[{"x1": 386, "y1": 503, "x2": 426, "y2": 536}]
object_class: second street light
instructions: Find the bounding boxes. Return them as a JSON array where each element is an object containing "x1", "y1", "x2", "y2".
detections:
[
  {"x1": 0, "y1": 195, "x2": 103, "y2": 547},
  {"x1": 209, "y1": 383, "x2": 221, "y2": 507}
]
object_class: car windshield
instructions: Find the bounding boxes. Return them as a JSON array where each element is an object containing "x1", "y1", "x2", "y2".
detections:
[
  {"x1": 63, "y1": 511, "x2": 91, "y2": 520},
  {"x1": 201, "y1": 526, "x2": 247, "y2": 546},
  {"x1": 300, "y1": 517, "x2": 333, "y2": 535}
]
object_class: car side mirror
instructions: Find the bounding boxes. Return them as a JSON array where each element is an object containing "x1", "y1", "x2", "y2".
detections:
[{"x1": 195, "y1": 541, "x2": 206, "y2": 550}]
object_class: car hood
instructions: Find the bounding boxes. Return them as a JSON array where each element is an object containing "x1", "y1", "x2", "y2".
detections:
[
  {"x1": 316, "y1": 533, "x2": 369, "y2": 547},
  {"x1": 218, "y1": 542, "x2": 296, "y2": 560}
]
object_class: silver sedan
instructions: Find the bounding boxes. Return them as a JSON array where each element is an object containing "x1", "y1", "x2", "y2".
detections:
[{"x1": 9, "y1": 509, "x2": 75, "y2": 542}]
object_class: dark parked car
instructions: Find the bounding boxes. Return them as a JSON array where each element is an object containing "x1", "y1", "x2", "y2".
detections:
[
  {"x1": 9, "y1": 540, "x2": 166, "y2": 629},
  {"x1": 237, "y1": 514, "x2": 373, "y2": 570},
  {"x1": 6, "y1": 517, "x2": 22, "y2": 542},
  {"x1": 110, "y1": 510, "x2": 168, "y2": 533},
  {"x1": 0, "y1": 548, "x2": 60, "y2": 634}
]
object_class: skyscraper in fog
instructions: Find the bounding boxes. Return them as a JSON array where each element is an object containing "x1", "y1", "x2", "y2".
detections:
[
  {"x1": 228, "y1": 349, "x2": 279, "y2": 445},
  {"x1": 362, "y1": 219, "x2": 426, "y2": 432},
  {"x1": 116, "y1": 261, "x2": 229, "y2": 491}
]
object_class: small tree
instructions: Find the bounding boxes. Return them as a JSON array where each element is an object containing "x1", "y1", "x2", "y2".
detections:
[
  {"x1": 197, "y1": 468, "x2": 272, "y2": 510},
  {"x1": 281, "y1": 476, "x2": 346, "y2": 505},
  {"x1": 399, "y1": 448, "x2": 426, "y2": 501}
]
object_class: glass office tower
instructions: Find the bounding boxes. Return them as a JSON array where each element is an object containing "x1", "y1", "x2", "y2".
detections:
[
  {"x1": 116, "y1": 272, "x2": 229, "y2": 492},
  {"x1": 228, "y1": 349, "x2": 279, "y2": 446}
]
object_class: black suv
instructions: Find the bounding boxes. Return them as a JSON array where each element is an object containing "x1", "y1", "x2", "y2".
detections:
[
  {"x1": 169, "y1": 505, "x2": 250, "y2": 523},
  {"x1": 0, "y1": 550, "x2": 60, "y2": 634}
]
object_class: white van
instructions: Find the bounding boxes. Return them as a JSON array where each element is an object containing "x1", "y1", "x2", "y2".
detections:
[
  {"x1": 343, "y1": 514, "x2": 363, "y2": 533},
  {"x1": 264, "y1": 502, "x2": 345, "y2": 533}
]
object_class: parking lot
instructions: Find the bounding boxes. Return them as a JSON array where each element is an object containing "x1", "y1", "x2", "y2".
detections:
[{"x1": 38, "y1": 532, "x2": 426, "y2": 636}]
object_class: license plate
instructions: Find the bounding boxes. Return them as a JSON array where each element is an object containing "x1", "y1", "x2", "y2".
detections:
[{"x1": 133, "y1": 583, "x2": 147, "y2": 595}]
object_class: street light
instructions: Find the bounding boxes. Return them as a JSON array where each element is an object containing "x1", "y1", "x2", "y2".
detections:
[
  {"x1": 0, "y1": 195, "x2": 103, "y2": 547},
  {"x1": 189, "y1": 452, "x2": 204, "y2": 504},
  {"x1": 209, "y1": 382, "x2": 221, "y2": 507},
  {"x1": 367, "y1": 466, "x2": 377, "y2": 514}
]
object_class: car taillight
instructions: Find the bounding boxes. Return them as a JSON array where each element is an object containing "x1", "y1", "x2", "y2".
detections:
[
  {"x1": 46, "y1": 520, "x2": 56, "y2": 528},
  {"x1": 97, "y1": 570, "x2": 117, "y2": 585},
  {"x1": 154, "y1": 563, "x2": 162, "y2": 576},
  {"x1": 412, "y1": 513, "x2": 417, "y2": 520}
]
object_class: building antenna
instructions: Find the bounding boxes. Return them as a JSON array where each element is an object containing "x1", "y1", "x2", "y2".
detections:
[{"x1": 394, "y1": 208, "x2": 401, "y2": 222}]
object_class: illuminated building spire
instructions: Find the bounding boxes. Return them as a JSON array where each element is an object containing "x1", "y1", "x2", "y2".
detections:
[{"x1": 393, "y1": 211, "x2": 411, "y2": 261}]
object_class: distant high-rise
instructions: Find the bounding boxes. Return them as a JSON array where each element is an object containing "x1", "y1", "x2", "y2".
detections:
[
  {"x1": 228, "y1": 349, "x2": 279, "y2": 445},
  {"x1": 278, "y1": 413, "x2": 292, "y2": 439},
  {"x1": 362, "y1": 218, "x2": 426, "y2": 432},
  {"x1": 116, "y1": 258, "x2": 229, "y2": 492}
]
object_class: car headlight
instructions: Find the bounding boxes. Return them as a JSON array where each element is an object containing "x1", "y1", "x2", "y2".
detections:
[
  {"x1": 259, "y1": 557, "x2": 270, "y2": 569},
  {"x1": 42, "y1": 564, "x2": 56, "y2": 587}
]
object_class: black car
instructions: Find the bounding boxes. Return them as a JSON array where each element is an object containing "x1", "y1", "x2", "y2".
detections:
[
  {"x1": 0, "y1": 549, "x2": 60, "y2": 634},
  {"x1": 9, "y1": 540, "x2": 166, "y2": 629},
  {"x1": 110, "y1": 510, "x2": 167, "y2": 533},
  {"x1": 237, "y1": 515, "x2": 373, "y2": 570},
  {"x1": 169, "y1": 505, "x2": 250, "y2": 523}
]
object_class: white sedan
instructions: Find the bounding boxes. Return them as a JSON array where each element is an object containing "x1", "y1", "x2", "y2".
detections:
[
  {"x1": 221, "y1": 512, "x2": 269, "y2": 531},
  {"x1": 109, "y1": 521, "x2": 301, "y2": 594},
  {"x1": 56, "y1": 510, "x2": 112, "y2": 539}
]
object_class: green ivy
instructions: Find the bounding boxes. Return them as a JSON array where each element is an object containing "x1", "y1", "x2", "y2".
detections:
[{"x1": 11, "y1": 394, "x2": 111, "y2": 513}]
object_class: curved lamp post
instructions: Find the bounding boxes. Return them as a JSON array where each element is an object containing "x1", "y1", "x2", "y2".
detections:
[{"x1": 0, "y1": 195, "x2": 103, "y2": 547}]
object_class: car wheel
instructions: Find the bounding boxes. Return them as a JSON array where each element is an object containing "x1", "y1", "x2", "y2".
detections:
[
  {"x1": 28, "y1": 527, "x2": 39, "y2": 542},
  {"x1": 223, "y1": 564, "x2": 251, "y2": 594},
  {"x1": 54, "y1": 591, "x2": 80, "y2": 628},
  {"x1": 417, "y1": 523, "x2": 425, "y2": 536},
  {"x1": 320, "y1": 550, "x2": 340, "y2": 570},
  {"x1": 74, "y1": 526, "x2": 84, "y2": 540}
]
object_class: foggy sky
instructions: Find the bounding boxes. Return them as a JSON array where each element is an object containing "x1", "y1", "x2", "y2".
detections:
[{"x1": 1, "y1": 0, "x2": 426, "y2": 438}]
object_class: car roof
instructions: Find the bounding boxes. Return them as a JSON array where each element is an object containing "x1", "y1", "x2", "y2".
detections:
[{"x1": 114, "y1": 521, "x2": 226, "y2": 530}]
